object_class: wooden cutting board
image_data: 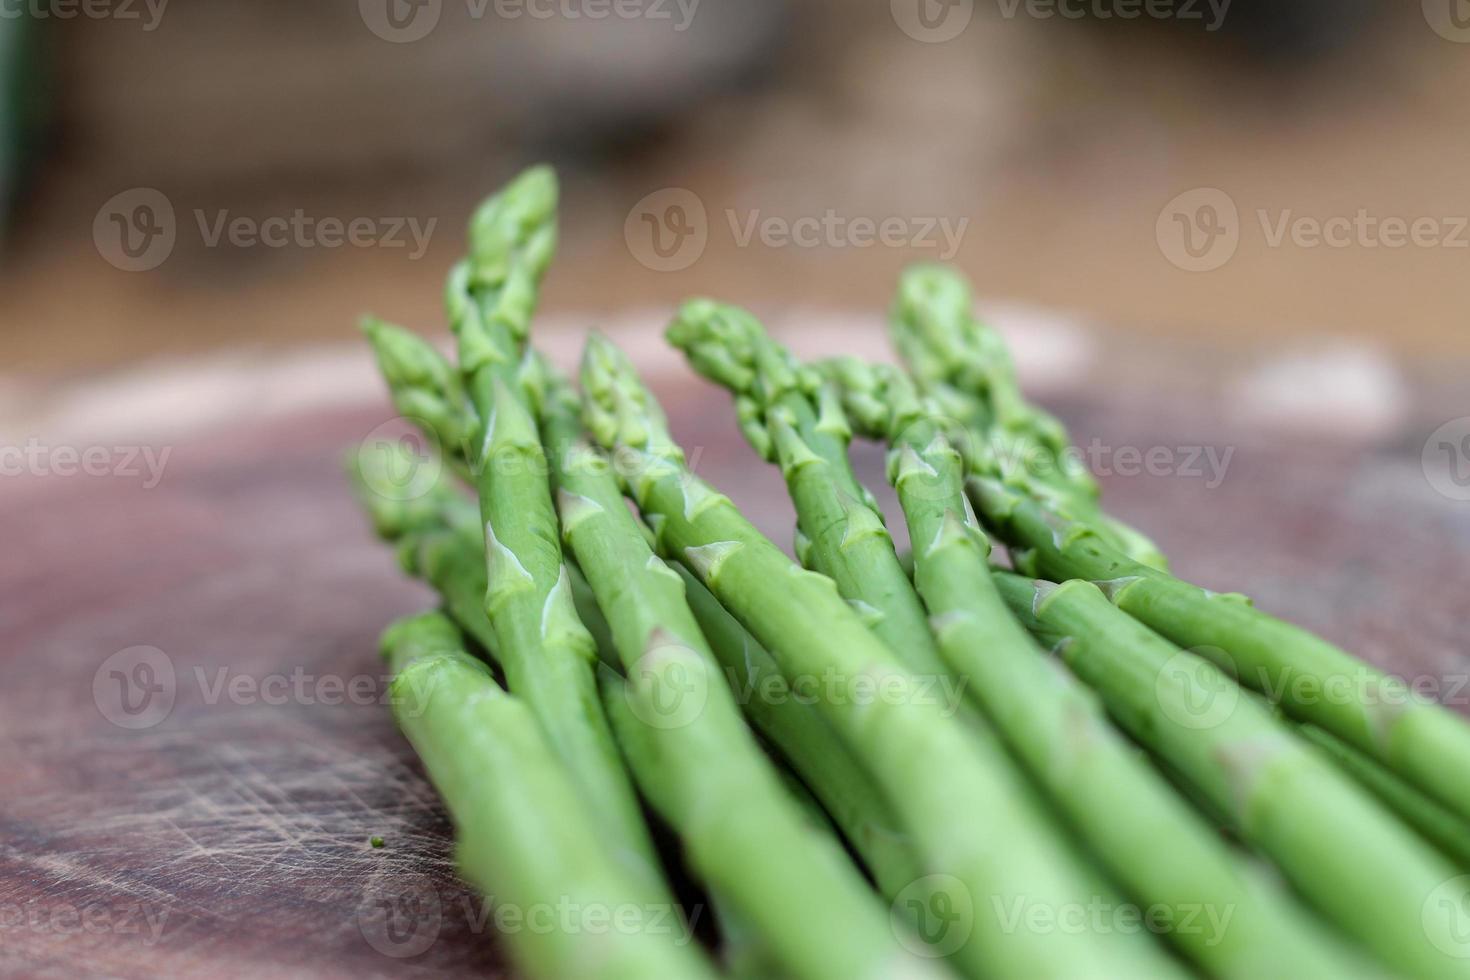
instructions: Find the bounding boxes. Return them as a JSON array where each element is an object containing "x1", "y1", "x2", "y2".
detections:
[{"x1": 4, "y1": 358, "x2": 1468, "y2": 978}]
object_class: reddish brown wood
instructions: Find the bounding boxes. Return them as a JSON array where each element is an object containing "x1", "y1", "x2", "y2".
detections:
[{"x1": 3, "y1": 381, "x2": 1467, "y2": 977}]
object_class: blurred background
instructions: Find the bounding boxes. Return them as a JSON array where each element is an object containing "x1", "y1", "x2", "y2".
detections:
[
  {"x1": 2, "y1": 0, "x2": 1470, "y2": 509},
  {"x1": 4, "y1": 0, "x2": 1469, "y2": 374},
  {"x1": 6, "y1": 8, "x2": 1470, "y2": 974}
]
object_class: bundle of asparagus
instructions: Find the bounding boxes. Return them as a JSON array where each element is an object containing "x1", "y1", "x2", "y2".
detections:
[{"x1": 352, "y1": 166, "x2": 1470, "y2": 979}]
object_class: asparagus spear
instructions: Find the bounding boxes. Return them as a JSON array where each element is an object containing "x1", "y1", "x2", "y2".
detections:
[
  {"x1": 354, "y1": 444, "x2": 834, "y2": 975},
  {"x1": 668, "y1": 301, "x2": 1354, "y2": 974},
  {"x1": 992, "y1": 571, "x2": 1470, "y2": 978},
  {"x1": 441, "y1": 166, "x2": 668, "y2": 907},
  {"x1": 353, "y1": 421, "x2": 925, "y2": 902},
  {"x1": 379, "y1": 613, "x2": 717, "y2": 980},
  {"x1": 533, "y1": 361, "x2": 937, "y2": 980},
  {"x1": 1294, "y1": 723, "x2": 1470, "y2": 873},
  {"x1": 350, "y1": 413, "x2": 926, "y2": 896},
  {"x1": 595, "y1": 669, "x2": 946, "y2": 980},
  {"x1": 671, "y1": 561, "x2": 923, "y2": 900},
  {"x1": 361, "y1": 316, "x2": 476, "y2": 470},
  {"x1": 892, "y1": 261, "x2": 1470, "y2": 825},
  {"x1": 828, "y1": 355, "x2": 1372, "y2": 979},
  {"x1": 973, "y1": 474, "x2": 1470, "y2": 827},
  {"x1": 890, "y1": 263, "x2": 1167, "y2": 571},
  {"x1": 579, "y1": 331, "x2": 1187, "y2": 980},
  {"x1": 666, "y1": 301, "x2": 951, "y2": 681},
  {"x1": 350, "y1": 438, "x2": 626, "y2": 670}
]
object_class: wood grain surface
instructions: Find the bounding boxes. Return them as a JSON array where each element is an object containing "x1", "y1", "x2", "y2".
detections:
[{"x1": 4, "y1": 363, "x2": 1468, "y2": 978}]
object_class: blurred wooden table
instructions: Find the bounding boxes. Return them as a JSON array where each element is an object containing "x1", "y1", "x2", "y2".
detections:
[{"x1": 3, "y1": 357, "x2": 1468, "y2": 978}]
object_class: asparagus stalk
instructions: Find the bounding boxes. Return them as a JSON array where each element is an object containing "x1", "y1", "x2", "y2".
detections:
[
  {"x1": 973, "y1": 474, "x2": 1470, "y2": 826},
  {"x1": 991, "y1": 571, "x2": 1470, "y2": 979},
  {"x1": 595, "y1": 668, "x2": 945, "y2": 980},
  {"x1": 1294, "y1": 723, "x2": 1470, "y2": 873},
  {"x1": 533, "y1": 361, "x2": 936, "y2": 980},
  {"x1": 442, "y1": 166, "x2": 668, "y2": 907},
  {"x1": 671, "y1": 561, "x2": 923, "y2": 900},
  {"x1": 828, "y1": 355, "x2": 1370, "y2": 979},
  {"x1": 892, "y1": 261, "x2": 1470, "y2": 824},
  {"x1": 352, "y1": 422, "x2": 924, "y2": 903},
  {"x1": 664, "y1": 295, "x2": 1134, "y2": 851},
  {"x1": 667, "y1": 304, "x2": 1128, "y2": 877},
  {"x1": 379, "y1": 613, "x2": 717, "y2": 980},
  {"x1": 668, "y1": 301, "x2": 1341, "y2": 973},
  {"x1": 361, "y1": 316, "x2": 476, "y2": 470},
  {"x1": 350, "y1": 438, "x2": 624, "y2": 670},
  {"x1": 667, "y1": 301, "x2": 951, "y2": 681},
  {"x1": 579, "y1": 332, "x2": 1187, "y2": 980},
  {"x1": 890, "y1": 264, "x2": 1167, "y2": 571}
]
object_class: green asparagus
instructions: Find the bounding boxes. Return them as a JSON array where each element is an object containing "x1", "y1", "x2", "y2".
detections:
[
  {"x1": 350, "y1": 437, "x2": 625, "y2": 669},
  {"x1": 671, "y1": 561, "x2": 924, "y2": 898},
  {"x1": 973, "y1": 474, "x2": 1470, "y2": 827},
  {"x1": 891, "y1": 263, "x2": 1167, "y2": 571},
  {"x1": 352, "y1": 419, "x2": 925, "y2": 905},
  {"x1": 667, "y1": 301, "x2": 951, "y2": 680},
  {"x1": 1295, "y1": 723, "x2": 1470, "y2": 873},
  {"x1": 991, "y1": 570, "x2": 1470, "y2": 978},
  {"x1": 892, "y1": 261, "x2": 1470, "y2": 826},
  {"x1": 380, "y1": 613, "x2": 717, "y2": 980},
  {"x1": 829, "y1": 355, "x2": 1369, "y2": 978},
  {"x1": 362, "y1": 316, "x2": 476, "y2": 470},
  {"x1": 533, "y1": 360, "x2": 937, "y2": 980},
  {"x1": 580, "y1": 331, "x2": 1187, "y2": 980},
  {"x1": 443, "y1": 166, "x2": 669, "y2": 908}
]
